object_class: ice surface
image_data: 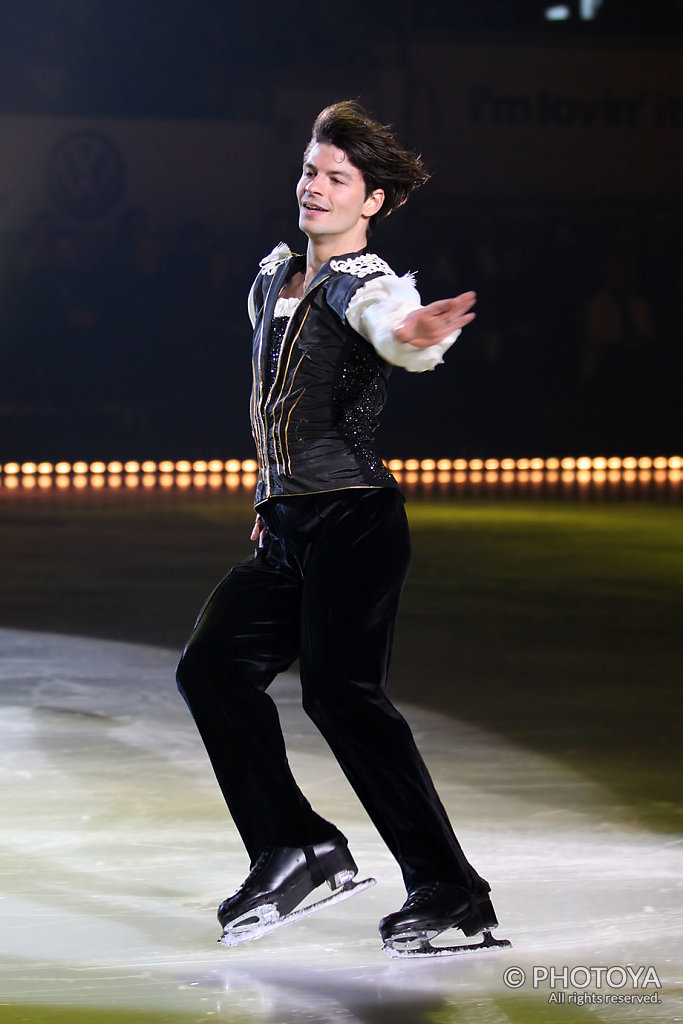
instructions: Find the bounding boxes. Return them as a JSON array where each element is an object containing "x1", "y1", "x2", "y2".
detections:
[{"x1": 0, "y1": 627, "x2": 681, "y2": 1023}]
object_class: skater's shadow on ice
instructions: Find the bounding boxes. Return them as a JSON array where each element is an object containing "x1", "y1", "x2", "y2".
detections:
[{"x1": 194, "y1": 956, "x2": 503, "y2": 1024}]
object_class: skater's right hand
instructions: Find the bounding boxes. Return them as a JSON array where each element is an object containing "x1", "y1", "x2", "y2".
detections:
[{"x1": 251, "y1": 514, "x2": 267, "y2": 548}]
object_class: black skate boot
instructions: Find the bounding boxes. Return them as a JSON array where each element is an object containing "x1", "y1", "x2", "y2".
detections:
[
  {"x1": 218, "y1": 837, "x2": 375, "y2": 947},
  {"x1": 379, "y1": 881, "x2": 511, "y2": 958}
]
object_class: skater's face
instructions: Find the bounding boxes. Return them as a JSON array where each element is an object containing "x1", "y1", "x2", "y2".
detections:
[{"x1": 296, "y1": 143, "x2": 384, "y2": 248}]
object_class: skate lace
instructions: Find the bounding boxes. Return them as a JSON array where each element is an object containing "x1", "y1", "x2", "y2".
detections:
[
  {"x1": 237, "y1": 849, "x2": 273, "y2": 892},
  {"x1": 250, "y1": 850, "x2": 273, "y2": 872},
  {"x1": 404, "y1": 883, "x2": 440, "y2": 909}
]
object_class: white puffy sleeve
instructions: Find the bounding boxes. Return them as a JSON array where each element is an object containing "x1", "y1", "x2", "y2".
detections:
[
  {"x1": 247, "y1": 279, "x2": 258, "y2": 328},
  {"x1": 346, "y1": 273, "x2": 460, "y2": 373}
]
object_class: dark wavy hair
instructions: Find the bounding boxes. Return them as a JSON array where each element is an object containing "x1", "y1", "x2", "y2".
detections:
[{"x1": 304, "y1": 101, "x2": 430, "y2": 233}]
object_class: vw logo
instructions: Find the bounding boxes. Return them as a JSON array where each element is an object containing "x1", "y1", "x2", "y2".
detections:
[{"x1": 47, "y1": 131, "x2": 126, "y2": 219}]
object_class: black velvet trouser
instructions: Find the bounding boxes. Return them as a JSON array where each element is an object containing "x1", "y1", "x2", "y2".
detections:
[{"x1": 176, "y1": 487, "x2": 482, "y2": 892}]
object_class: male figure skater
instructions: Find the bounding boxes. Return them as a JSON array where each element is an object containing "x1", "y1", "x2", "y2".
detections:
[{"x1": 177, "y1": 101, "x2": 505, "y2": 956}]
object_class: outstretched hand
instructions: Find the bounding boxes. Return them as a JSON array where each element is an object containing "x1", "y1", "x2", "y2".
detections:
[{"x1": 393, "y1": 291, "x2": 476, "y2": 349}]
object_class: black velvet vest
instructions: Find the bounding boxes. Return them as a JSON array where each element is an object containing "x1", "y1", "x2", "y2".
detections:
[{"x1": 249, "y1": 249, "x2": 401, "y2": 508}]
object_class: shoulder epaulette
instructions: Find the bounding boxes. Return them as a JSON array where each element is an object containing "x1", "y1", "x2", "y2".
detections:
[
  {"x1": 259, "y1": 242, "x2": 294, "y2": 276},
  {"x1": 329, "y1": 253, "x2": 395, "y2": 279}
]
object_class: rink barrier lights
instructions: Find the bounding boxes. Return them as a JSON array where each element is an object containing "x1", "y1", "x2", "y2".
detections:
[{"x1": 0, "y1": 456, "x2": 680, "y2": 496}]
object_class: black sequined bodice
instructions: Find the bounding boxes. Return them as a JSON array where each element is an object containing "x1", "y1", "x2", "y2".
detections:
[
  {"x1": 334, "y1": 341, "x2": 388, "y2": 480},
  {"x1": 267, "y1": 317, "x2": 288, "y2": 385},
  {"x1": 249, "y1": 252, "x2": 400, "y2": 507}
]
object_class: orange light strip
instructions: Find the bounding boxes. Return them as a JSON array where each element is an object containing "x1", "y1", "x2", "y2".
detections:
[{"x1": 0, "y1": 456, "x2": 680, "y2": 488}]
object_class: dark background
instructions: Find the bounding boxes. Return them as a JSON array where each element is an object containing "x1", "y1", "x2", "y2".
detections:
[{"x1": 1, "y1": 0, "x2": 681, "y2": 463}]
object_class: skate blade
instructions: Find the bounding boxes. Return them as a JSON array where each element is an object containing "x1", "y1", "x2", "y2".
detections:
[
  {"x1": 219, "y1": 877, "x2": 377, "y2": 948},
  {"x1": 383, "y1": 927, "x2": 512, "y2": 959}
]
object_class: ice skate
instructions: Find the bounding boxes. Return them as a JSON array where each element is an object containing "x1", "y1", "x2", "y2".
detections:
[
  {"x1": 380, "y1": 881, "x2": 511, "y2": 958},
  {"x1": 218, "y1": 837, "x2": 375, "y2": 947}
]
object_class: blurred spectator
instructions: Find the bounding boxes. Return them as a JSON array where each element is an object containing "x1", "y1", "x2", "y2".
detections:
[
  {"x1": 101, "y1": 206, "x2": 153, "y2": 278},
  {"x1": 15, "y1": 210, "x2": 60, "y2": 275},
  {"x1": 582, "y1": 256, "x2": 655, "y2": 384},
  {"x1": 10, "y1": 228, "x2": 99, "y2": 403},
  {"x1": 108, "y1": 233, "x2": 171, "y2": 412}
]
